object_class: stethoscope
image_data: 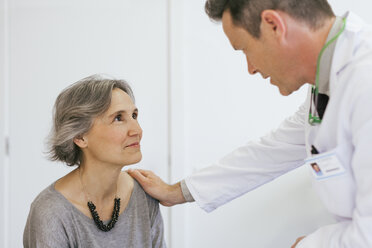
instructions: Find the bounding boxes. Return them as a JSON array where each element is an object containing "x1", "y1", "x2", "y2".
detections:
[{"x1": 308, "y1": 18, "x2": 346, "y2": 125}]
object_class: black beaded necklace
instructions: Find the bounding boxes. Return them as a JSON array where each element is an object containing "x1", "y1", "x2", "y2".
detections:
[{"x1": 79, "y1": 168, "x2": 121, "y2": 232}]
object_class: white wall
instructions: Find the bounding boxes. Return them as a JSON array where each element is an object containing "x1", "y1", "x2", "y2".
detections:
[
  {"x1": 3, "y1": 0, "x2": 169, "y2": 247},
  {"x1": 170, "y1": 0, "x2": 372, "y2": 248},
  {"x1": 329, "y1": 0, "x2": 372, "y2": 19},
  {"x1": 175, "y1": 1, "x2": 326, "y2": 247}
]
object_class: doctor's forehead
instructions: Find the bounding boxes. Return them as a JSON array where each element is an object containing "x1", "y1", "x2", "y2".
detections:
[{"x1": 222, "y1": 11, "x2": 252, "y2": 50}]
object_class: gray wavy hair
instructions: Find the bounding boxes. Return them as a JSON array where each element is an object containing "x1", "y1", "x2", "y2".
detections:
[{"x1": 47, "y1": 74, "x2": 135, "y2": 166}]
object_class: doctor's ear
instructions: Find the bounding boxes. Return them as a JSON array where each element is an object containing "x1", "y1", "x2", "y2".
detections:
[
  {"x1": 260, "y1": 10, "x2": 286, "y2": 40},
  {"x1": 73, "y1": 136, "x2": 87, "y2": 148}
]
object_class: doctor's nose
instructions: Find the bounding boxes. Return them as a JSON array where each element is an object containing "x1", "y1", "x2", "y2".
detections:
[{"x1": 246, "y1": 57, "x2": 258, "y2": 75}]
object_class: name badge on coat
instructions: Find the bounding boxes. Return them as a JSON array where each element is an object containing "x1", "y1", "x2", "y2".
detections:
[{"x1": 305, "y1": 149, "x2": 346, "y2": 180}]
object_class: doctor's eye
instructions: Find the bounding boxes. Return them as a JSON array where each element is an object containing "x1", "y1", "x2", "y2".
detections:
[
  {"x1": 114, "y1": 114, "x2": 123, "y2": 122},
  {"x1": 132, "y1": 112, "x2": 138, "y2": 120}
]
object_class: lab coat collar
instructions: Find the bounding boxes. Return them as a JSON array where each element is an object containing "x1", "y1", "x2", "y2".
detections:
[{"x1": 330, "y1": 11, "x2": 367, "y2": 94}]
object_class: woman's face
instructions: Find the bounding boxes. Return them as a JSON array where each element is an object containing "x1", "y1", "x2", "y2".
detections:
[{"x1": 79, "y1": 88, "x2": 142, "y2": 167}]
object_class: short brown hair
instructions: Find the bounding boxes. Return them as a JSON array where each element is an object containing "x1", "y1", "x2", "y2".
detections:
[{"x1": 205, "y1": 0, "x2": 335, "y2": 38}]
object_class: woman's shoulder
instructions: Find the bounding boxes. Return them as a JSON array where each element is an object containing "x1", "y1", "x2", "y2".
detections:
[
  {"x1": 24, "y1": 183, "x2": 72, "y2": 246},
  {"x1": 28, "y1": 183, "x2": 71, "y2": 220},
  {"x1": 122, "y1": 172, "x2": 158, "y2": 204},
  {"x1": 124, "y1": 172, "x2": 160, "y2": 219},
  {"x1": 33, "y1": 183, "x2": 66, "y2": 204}
]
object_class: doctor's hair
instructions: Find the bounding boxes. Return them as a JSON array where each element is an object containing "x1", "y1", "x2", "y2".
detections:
[
  {"x1": 205, "y1": 0, "x2": 335, "y2": 38},
  {"x1": 47, "y1": 74, "x2": 135, "y2": 167}
]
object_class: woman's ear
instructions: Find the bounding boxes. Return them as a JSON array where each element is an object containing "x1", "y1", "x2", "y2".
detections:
[
  {"x1": 73, "y1": 136, "x2": 88, "y2": 148},
  {"x1": 260, "y1": 10, "x2": 287, "y2": 42}
]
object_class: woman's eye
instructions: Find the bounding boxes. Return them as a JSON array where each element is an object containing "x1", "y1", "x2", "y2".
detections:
[
  {"x1": 114, "y1": 114, "x2": 122, "y2": 122},
  {"x1": 132, "y1": 112, "x2": 138, "y2": 119}
]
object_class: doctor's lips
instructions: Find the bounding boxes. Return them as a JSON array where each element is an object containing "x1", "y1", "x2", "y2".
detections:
[
  {"x1": 261, "y1": 74, "x2": 269, "y2": 80},
  {"x1": 263, "y1": 75, "x2": 276, "y2": 84},
  {"x1": 125, "y1": 142, "x2": 140, "y2": 148},
  {"x1": 262, "y1": 75, "x2": 276, "y2": 85}
]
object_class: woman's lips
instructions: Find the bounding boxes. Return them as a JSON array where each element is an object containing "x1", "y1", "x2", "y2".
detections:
[{"x1": 126, "y1": 142, "x2": 140, "y2": 148}]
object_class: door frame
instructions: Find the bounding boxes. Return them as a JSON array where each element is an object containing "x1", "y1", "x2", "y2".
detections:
[
  {"x1": 168, "y1": 0, "x2": 187, "y2": 247},
  {"x1": 0, "y1": 0, "x2": 10, "y2": 246}
]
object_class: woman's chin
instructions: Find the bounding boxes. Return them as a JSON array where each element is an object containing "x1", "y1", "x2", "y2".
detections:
[{"x1": 122, "y1": 155, "x2": 142, "y2": 166}]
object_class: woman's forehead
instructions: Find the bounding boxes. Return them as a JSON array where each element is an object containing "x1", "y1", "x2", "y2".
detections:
[{"x1": 109, "y1": 89, "x2": 136, "y2": 111}]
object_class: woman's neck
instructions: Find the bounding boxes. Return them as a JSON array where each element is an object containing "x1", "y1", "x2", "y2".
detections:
[{"x1": 78, "y1": 161, "x2": 123, "y2": 205}]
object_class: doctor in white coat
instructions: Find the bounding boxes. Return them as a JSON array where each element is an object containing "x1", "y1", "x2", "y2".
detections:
[{"x1": 129, "y1": 0, "x2": 372, "y2": 247}]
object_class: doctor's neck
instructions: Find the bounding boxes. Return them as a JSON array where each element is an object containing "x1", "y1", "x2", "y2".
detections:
[{"x1": 294, "y1": 16, "x2": 336, "y2": 85}]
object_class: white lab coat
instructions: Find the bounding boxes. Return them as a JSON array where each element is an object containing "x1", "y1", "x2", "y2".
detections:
[{"x1": 185, "y1": 12, "x2": 372, "y2": 247}]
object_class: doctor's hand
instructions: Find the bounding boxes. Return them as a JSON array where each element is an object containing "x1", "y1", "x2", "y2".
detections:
[
  {"x1": 127, "y1": 169, "x2": 186, "y2": 207},
  {"x1": 291, "y1": 236, "x2": 305, "y2": 248}
]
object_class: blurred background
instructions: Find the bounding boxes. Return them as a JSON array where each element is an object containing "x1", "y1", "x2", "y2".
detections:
[{"x1": 0, "y1": 0, "x2": 371, "y2": 247}]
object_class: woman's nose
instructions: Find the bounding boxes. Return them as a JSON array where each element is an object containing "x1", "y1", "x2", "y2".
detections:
[{"x1": 128, "y1": 120, "x2": 142, "y2": 137}]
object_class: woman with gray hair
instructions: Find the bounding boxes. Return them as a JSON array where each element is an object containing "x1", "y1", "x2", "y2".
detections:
[{"x1": 23, "y1": 75, "x2": 166, "y2": 248}]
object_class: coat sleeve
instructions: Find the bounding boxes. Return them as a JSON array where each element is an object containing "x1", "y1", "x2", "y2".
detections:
[
  {"x1": 297, "y1": 65, "x2": 372, "y2": 247},
  {"x1": 184, "y1": 101, "x2": 308, "y2": 212}
]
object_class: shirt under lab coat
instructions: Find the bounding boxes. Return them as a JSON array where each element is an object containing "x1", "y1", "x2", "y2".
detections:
[{"x1": 184, "y1": 12, "x2": 372, "y2": 247}]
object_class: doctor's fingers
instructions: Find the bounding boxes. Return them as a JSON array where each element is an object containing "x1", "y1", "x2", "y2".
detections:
[
  {"x1": 127, "y1": 169, "x2": 151, "y2": 183},
  {"x1": 127, "y1": 169, "x2": 172, "y2": 203},
  {"x1": 291, "y1": 236, "x2": 305, "y2": 248},
  {"x1": 129, "y1": 169, "x2": 152, "y2": 178},
  {"x1": 127, "y1": 169, "x2": 162, "y2": 187}
]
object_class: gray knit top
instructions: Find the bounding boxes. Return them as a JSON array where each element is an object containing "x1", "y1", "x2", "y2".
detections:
[{"x1": 23, "y1": 180, "x2": 166, "y2": 248}]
